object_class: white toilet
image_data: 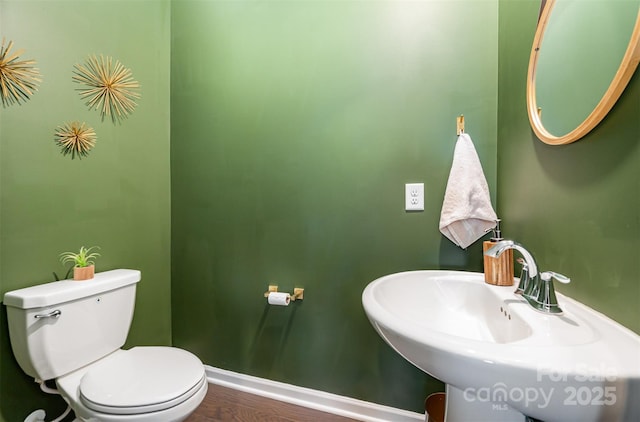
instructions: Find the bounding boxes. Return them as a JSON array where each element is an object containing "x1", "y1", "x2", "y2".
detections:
[{"x1": 3, "y1": 269, "x2": 207, "y2": 421}]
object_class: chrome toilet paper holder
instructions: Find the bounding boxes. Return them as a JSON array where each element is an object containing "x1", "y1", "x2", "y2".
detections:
[{"x1": 264, "y1": 285, "x2": 304, "y2": 301}]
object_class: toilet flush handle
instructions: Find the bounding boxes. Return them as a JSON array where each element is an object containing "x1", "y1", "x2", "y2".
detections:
[{"x1": 34, "y1": 310, "x2": 61, "y2": 319}]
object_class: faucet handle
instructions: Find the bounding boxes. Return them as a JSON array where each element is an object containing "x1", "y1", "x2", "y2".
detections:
[
  {"x1": 540, "y1": 271, "x2": 570, "y2": 284},
  {"x1": 529, "y1": 271, "x2": 570, "y2": 314}
]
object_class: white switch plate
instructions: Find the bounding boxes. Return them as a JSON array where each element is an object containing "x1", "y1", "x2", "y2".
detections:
[{"x1": 405, "y1": 183, "x2": 424, "y2": 211}]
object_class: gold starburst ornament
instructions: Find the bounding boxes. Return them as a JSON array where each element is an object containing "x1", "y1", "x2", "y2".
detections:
[
  {"x1": 73, "y1": 55, "x2": 141, "y2": 123},
  {"x1": 54, "y1": 122, "x2": 97, "y2": 159},
  {"x1": 0, "y1": 38, "x2": 42, "y2": 107}
]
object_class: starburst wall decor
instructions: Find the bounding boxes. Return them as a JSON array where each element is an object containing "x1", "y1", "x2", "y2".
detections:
[
  {"x1": 0, "y1": 38, "x2": 42, "y2": 107},
  {"x1": 54, "y1": 122, "x2": 97, "y2": 159},
  {"x1": 72, "y1": 55, "x2": 140, "y2": 123}
]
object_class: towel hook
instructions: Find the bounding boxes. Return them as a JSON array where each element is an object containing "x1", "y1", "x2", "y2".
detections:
[{"x1": 456, "y1": 115, "x2": 465, "y2": 136}]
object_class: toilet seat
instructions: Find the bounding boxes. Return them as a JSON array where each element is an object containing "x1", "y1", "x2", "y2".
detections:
[{"x1": 79, "y1": 347, "x2": 205, "y2": 415}]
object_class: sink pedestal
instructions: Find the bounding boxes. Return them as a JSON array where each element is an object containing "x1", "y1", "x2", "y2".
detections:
[{"x1": 445, "y1": 385, "x2": 525, "y2": 422}]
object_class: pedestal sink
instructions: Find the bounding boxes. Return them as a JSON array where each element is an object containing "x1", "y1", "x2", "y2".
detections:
[{"x1": 362, "y1": 271, "x2": 640, "y2": 422}]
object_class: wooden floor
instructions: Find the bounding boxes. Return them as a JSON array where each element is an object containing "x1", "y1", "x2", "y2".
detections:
[{"x1": 185, "y1": 383, "x2": 361, "y2": 422}]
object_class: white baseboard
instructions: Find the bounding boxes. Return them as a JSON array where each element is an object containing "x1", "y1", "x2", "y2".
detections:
[{"x1": 205, "y1": 366, "x2": 425, "y2": 422}]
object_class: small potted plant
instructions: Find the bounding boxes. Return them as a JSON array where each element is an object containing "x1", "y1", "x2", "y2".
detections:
[{"x1": 59, "y1": 246, "x2": 100, "y2": 281}]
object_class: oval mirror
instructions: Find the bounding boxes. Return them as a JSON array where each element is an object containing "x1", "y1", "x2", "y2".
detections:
[{"x1": 527, "y1": 0, "x2": 640, "y2": 145}]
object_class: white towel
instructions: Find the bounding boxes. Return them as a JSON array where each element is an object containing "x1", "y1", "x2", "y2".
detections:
[{"x1": 439, "y1": 133, "x2": 497, "y2": 249}]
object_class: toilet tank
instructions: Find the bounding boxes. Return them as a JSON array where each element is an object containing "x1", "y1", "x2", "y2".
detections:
[{"x1": 3, "y1": 269, "x2": 140, "y2": 380}]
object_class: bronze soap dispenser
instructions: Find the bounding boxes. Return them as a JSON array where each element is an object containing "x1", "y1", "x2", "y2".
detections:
[{"x1": 483, "y1": 219, "x2": 514, "y2": 286}]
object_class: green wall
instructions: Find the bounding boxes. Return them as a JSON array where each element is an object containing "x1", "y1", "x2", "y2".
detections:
[
  {"x1": 498, "y1": 0, "x2": 640, "y2": 334},
  {"x1": 3, "y1": 0, "x2": 635, "y2": 420},
  {"x1": 0, "y1": 1, "x2": 171, "y2": 420},
  {"x1": 171, "y1": 0, "x2": 498, "y2": 413}
]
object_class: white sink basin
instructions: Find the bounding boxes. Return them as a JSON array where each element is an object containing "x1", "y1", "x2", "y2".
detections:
[{"x1": 362, "y1": 270, "x2": 640, "y2": 422}]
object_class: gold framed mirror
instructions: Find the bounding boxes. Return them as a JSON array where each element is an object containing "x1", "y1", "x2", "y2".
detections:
[{"x1": 527, "y1": 0, "x2": 640, "y2": 145}]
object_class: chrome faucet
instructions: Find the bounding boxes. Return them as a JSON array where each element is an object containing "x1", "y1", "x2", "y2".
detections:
[
  {"x1": 515, "y1": 258, "x2": 529, "y2": 295},
  {"x1": 484, "y1": 240, "x2": 570, "y2": 314}
]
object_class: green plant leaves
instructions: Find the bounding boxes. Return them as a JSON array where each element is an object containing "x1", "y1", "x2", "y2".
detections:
[{"x1": 59, "y1": 245, "x2": 100, "y2": 268}]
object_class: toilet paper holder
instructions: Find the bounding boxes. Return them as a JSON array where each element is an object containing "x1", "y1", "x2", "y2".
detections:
[{"x1": 264, "y1": 285, "x2": 304, "y2": 301}]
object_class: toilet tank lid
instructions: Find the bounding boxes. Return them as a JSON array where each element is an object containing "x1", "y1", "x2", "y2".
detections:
[{"x1": 3, "y1": 269, "x2": 141, "y2": 309}]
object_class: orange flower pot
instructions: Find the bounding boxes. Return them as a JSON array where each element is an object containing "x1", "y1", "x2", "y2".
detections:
[{"x1": 73, "y1": 265, "x2": 95, "y2": 281}]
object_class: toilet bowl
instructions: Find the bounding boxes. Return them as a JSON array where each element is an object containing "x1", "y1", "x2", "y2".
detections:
[
  {"x1": 3, "y1": 269, "x2": 208, "y2": 422},
  {"x1": 56, "y1": 347, "x2": 208, "y2": 421}
]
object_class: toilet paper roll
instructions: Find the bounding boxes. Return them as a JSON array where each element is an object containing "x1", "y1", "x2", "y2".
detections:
[{"x1": 268, "y1": 292, "x2": 290, "y2": 306}]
